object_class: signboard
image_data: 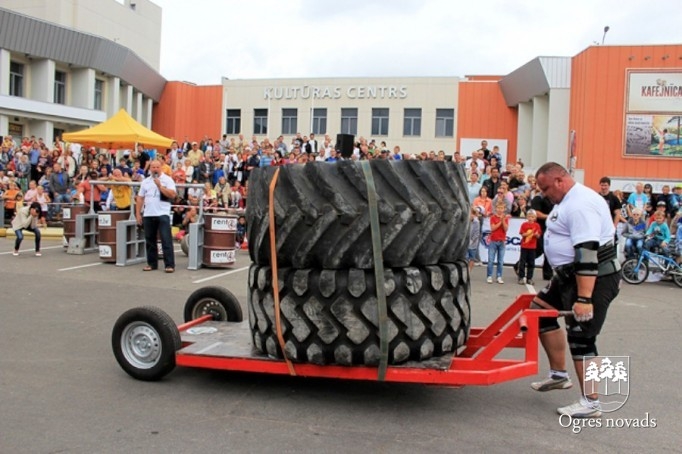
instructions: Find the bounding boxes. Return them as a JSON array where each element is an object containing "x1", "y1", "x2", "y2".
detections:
[
  {"x1": 99, "y1": 245, "x2": 112, "y2": 258},
  {"x1": 624, "y1": 70, "x2": 682, "y2": 158},
  {"x1": 211, "y1": 216, "x2": 237, "y2": 231},
  {"x1": 478, "y1": 217, "x2": 543, "y2": 266},
  {"x1": 210, "y1": 249, "x2": 236, "y2": 264},
  {"x1": 98, "y1": 214, "x2": 112, "y2": 227}
]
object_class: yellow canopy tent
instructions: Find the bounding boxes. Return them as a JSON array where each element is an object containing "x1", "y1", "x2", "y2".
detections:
[{"x1": 62, "y1": 108, "x2": 174, "y2": 150}]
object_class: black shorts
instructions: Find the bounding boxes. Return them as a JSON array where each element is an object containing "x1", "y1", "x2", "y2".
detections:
[{"x1": 535, "y1": 272, "x2": 621, "y2": 338}]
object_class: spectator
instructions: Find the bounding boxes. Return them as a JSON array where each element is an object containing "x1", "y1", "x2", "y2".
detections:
[
  {"x1": 229, "y1": 180, "x2": 245, "y2": 208},
  {"x1": 517, "y1": 209, "x2": 542, "y2": 285},
  {"x1": 467, "y1": 172, "x2": 482, "y2": 203},
  {"x1": 48, "y1": 163, "x2": 71, "y2": 219},
  {"x1": 473, "y1": 186, "x2": 493, "y2": 218},
  {"x1": 482, "y1": 167, "x2": 502, "y2": 198},
  {"x1": 647, "y1": 201, "x2": 669, "y2": 227},
  {"x1": 106, "y1": 168, "x2": 133, "y2": 211},
  {"x1": 236, "y1": 215, "x2": 247, "y2": 247},
  {"x1": 644, "y1": 211, "x2": 671, "y2": 252},
  {"x1": 486, "y1": 202, "x2": 509, "y2": 284},
  {"x1": 626, "y1": 182, "x2": 648, "y2": 218},
  {"x1": 2, "y1": 180, "x2": 21, "y2": 219},
  {"x1": 598, "y1": 176, "x2": 624, "y2": 228},
  {"x1": 492, "y1": 182, "x2": 513, "y2": 215},
  {"x1": 621, "y1": 208, "x2": 646, "y2": 259},
  {"x1": 11, "y1": 201, "x2": 43, "y2": 257},
  {"x1": 467, "y1": 206, "x2": 481, "y2": 272}
]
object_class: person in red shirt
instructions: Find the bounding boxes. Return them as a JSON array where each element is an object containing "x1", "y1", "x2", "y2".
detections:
[
  {"x1": 486, "y1": 202, "x2": 509, "y2": 284},
  {"x1": 518, "y1": 209, "x2": 542, "y2": 285}
]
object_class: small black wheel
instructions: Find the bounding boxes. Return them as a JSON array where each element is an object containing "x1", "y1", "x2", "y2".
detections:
[
  {"x1": 183, "y1": 286, "x2": 243, "y2": 323},
  {"x1": 621, "y1": 259, "x2": 648, "y2": 285},
  {"x1": 180, "y1": 234, "x2": 189, "y2": 256},
  {"x1": 112, "y1": 306, "x2": 181, "y2": 381}
]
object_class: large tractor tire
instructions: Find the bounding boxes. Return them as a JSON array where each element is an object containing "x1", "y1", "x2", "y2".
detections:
[
  {"x1": 247, "y1": 262, "x2": 471, "y2": 366},
  {"x1": 246, "y1": 160, "x2": 470, "y2": 269}
]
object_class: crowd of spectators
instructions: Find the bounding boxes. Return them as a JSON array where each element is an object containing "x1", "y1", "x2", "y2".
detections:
[{"x1": 1, "y1": 133, "x2": 681, "y2": 262}]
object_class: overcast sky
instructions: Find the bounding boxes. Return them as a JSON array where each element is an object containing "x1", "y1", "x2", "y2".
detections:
[{"x1": 152, "y1": 0, "x2": 681, "y2": 85}]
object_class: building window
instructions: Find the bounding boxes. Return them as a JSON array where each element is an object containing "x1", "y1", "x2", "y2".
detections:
[
  {"x1": 282, "y1": 108, "x2": 297, "y2": 135},
  {"x1": 341, "y1": 108, "x2": 358, "y2": 135},
  {"x1": 54, "y1": 70, "x2": 67, "y2": 104},
  {"x1": 312, "y1": 108, "x2": 327, "y2": 135},
  {"x1": 9, "y1": 62, "x2": 24, "y2": 97},
  {"x1": 435, "y1": 108, "x2": 454, "y2": 137},
  {"x1": 254, "y1": 108, "x2": 268, "y2": 135},
  {"x1": 371, "y1": 108, "x2": 389, "y2": 136},
  {"x1": 94, "y1": 79, "x2": 104, "y2": 110},
  {"x1": 226, "y1": 109, "x2": 241, "y2": 134},
  {"x1": 403, "y1": 108, "x2": 421, "y2": 136}
]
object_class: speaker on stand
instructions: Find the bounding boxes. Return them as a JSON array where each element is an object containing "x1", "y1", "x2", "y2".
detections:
[{"x1": 335, "y1": 134, "x2": 355, "y2": 159}]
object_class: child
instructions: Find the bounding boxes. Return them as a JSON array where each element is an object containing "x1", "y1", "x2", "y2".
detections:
[
  {"x1": 644, "y1": 211, "x2": 671, "y2": 252},
  {"x1": 621, "y1": 208, "x2": 646, "y2": 259},
  {"x1": 236, "y1": 215, "x2": 247, "y2": 247},
  {"x1": 486, "y1": 202, "x2": 509, "y2": 284},
  {"x1": 518, "y1": 209, "x2": 542, "y2": 285},
  {"x1": 467, "y1": 207, "x2": 481, "y2": 272}
]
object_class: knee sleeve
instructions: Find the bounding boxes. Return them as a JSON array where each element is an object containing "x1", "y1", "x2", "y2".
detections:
[
  {"x1": 531, "y1": 302, "x2": 561, "y2": 333},
  {"x1": 568, "y1": 335, "x2": 598, "y2": 360}
]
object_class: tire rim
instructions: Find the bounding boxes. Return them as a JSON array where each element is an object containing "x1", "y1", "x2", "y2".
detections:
[
  {"x1": 192, "y1": 298, "x2": 227, "y2": 321},
  {"x1": 120, "y1": 321, "x2": 162, "y2": 369}
]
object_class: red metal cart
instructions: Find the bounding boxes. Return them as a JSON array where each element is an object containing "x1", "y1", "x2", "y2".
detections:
[{"x1": 112, "y1": 291, "x2": 559, "y2": 386}]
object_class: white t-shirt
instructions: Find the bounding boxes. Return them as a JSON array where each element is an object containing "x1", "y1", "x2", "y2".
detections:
[
  {"x1": 544, "y1": 182, "x2": 615, "y2": 267},
  {"x1": 138, "y1": 173, "x2": 176, "y2": 217}
]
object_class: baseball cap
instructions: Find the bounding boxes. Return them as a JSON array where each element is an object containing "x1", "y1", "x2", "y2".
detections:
[
  {"x1": 657, "y1": 201, "x2": 666, "y2": 207},
  {"x1": 675, "y1": 183, "x2": 682, "y2": 189}
]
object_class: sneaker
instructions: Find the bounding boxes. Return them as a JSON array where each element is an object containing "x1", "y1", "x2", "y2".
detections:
[
  {"x1": 557, "y1": 397, "x2": 602, "y2": 418},
  {"x1": 531, "y1": 374, "x2": 573, "y2": 392},
  {"x1": 475, "y1": 261, "x2": 483, "y2": 267},
  {"x1": 497, "y1": 277, "x2": 504, "y2": 284},
  {"x1": 526, "y1": 279, "x2": 534, "y2": 286},
  {"x1": 486, "y1": 276, "x2": 493, "y2": 284},
  {"x1": 518, "y1": 277, "x2": 526, "y2": 285},
  {"x1": 35, "y1": 252, "x2": 42, "y2": 257},
  {"x1": 12, "y1": 250, "x2": 19, "y2": 256}
]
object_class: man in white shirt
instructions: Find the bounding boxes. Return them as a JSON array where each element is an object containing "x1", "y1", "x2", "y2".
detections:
[
  {"x1": 530, "y1": 162, "x2": 621, "y2": 419},
  {"x1": 135, "y1": 160, "x2": 177, "y2": 273}
]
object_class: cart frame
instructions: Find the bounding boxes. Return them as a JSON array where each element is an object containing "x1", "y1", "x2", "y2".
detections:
[{"x1": 172, "y1": 293, "x2": 556, "y2": 386}]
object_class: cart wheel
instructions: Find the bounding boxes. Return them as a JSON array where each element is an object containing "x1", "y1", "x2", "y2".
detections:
[
  {"x1": 183, "y1": 286, "x2": 243, "y2": 323},
  {"x1": 111, "y1": 306, "x2": 181, "y2": 381},
  {"x1": 180, "y1": 234, "x2": 189, "y2": 256},
  {"x1": 621, "y1": 259, "x2": 648, "y2": 285}
]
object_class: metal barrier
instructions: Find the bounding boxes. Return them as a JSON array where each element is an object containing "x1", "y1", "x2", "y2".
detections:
[
  {"x1": 187, "y1": 221, "x2": 204, "y2": 270},
  {"x1": 67, "y1": 211, "x2": 99, "y2": 254},
  {"x1": 115, "y1": 219, "x2": 147, "y2": 266},
  {"x1": 0, "y1": 198, "x2": 5, "y2": 227}
]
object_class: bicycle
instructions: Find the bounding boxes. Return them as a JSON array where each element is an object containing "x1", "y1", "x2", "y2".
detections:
[{"x1": 621, "y1": 247, "x2": 682, "y2": 287}]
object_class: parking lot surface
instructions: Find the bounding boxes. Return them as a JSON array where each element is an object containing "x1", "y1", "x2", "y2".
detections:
[{"x1": 1, "y1": 238, "x2": 680, "y2": 452}]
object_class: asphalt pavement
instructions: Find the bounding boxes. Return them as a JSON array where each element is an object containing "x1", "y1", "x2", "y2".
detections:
[{"x1": 1, "y1": 238, "x2": 680, "y2": 453}]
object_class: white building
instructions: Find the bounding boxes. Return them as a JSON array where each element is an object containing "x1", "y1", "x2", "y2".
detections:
[
  {"x1": 222, "y1": 76, "x2": 461, "y2": 153},
  {"x1": 0, "y1": 0, "x2": 165, "y2": 145}
]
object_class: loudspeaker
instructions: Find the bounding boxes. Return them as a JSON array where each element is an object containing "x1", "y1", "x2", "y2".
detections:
[{"x1": 335, "y1": 134, "x2": 355, "y2": 158}]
